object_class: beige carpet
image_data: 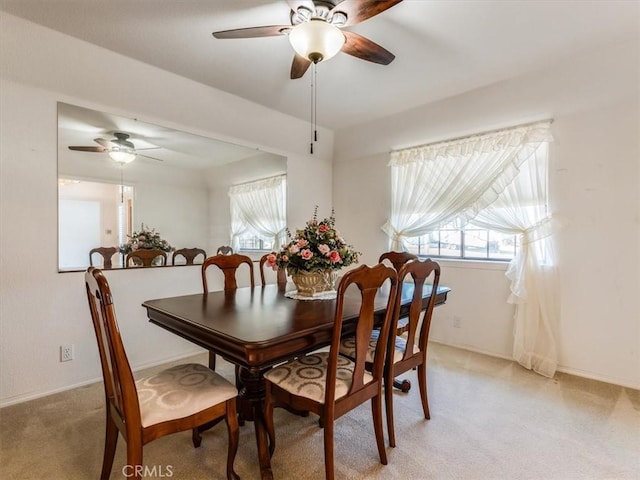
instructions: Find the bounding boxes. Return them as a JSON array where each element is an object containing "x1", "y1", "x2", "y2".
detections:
[{"x1": 1, "y1": 343, "x2": 638, "y2": 479}]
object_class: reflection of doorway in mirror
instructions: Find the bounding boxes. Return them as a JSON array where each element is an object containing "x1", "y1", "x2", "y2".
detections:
[
  {"x1": 117, "y1": 185, "x2": 134, "y2": 248},
  {"x1": 58, "y1": 179, "x2": 133, "y2": 270},
  {"x1": 59, "y1": 199, "x2": 101, "y2": 269}
]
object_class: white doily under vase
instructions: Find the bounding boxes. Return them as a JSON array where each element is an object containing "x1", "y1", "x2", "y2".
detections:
[{"x1": 285, "y1": 290, "x2": 337, "y2": 301}]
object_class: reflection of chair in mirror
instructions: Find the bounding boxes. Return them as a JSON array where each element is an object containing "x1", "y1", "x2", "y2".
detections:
[
  {"x1": 125, "y1": 249, "x2": 167, "y2": 268},
  {"x1": 264, "y1": 264, "x2": 399, "y2": 480},
  {"x1": 89, "y1": 247, "x2": 119, "y2": 269},
  {"x1": 172, "y1": 248, "x2": 207, "y2": 266},
  {"x1": 259, "y1": 252, "x2": 287, "y2": 288},
  {"x1": 216, "y1": 245, "x2": 233, "y2": 255},
  {"x1": 85, "y1": 267, "x2": 240, "y2": 480}
]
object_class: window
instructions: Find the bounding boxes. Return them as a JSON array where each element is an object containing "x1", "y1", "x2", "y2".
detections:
[
  {"x1": 382, "y1": 122, "x2": 551, "y2": 263},
  {"x1": 406, "y1": 227, "x2": 518, "y2": 261},
  {"x1": 237, "y1": 235, "x2": 275, "y2": 251},
  {"x1": 228, "y1": 175, "x2": 286, "y2": 252}
]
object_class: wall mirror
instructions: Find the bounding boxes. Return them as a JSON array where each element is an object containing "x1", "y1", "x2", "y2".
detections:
[{"x1": 58, "y1": 102, "x2": 286, "y2": 272}]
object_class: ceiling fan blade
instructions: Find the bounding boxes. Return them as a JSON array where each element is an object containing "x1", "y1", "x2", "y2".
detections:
[
  {"x1": 342, "y1": 31, "x2": 395, "y2": 65},
  {"x1": 68, "y1": 146, "x2": 106, "y2": 153},
  {"x1": 212, "y1": 25, "x2": 291, "y2": 39},
  {"x1": 94, "y1": 137, "x2": 111, "y2": 148},
  {"x1": 291, "y1": 53, "x2": 312, "y2": 79},
  {"x1": 330, "y1": 0, "x2": 403, "y2": 27},
  {"x1": 137, "y1": 153, "x2": 164, "y2": 162}
]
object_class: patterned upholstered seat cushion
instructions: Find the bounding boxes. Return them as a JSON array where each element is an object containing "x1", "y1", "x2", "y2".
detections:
[
  {"x1": 264, "y1": 352, "x2": 373, "y2": 404},
  {"x1": 136, "y1": 363, "x2": 237, "y2": 428},
  {"x1": 339, "y1": 330, "x2": 419, "y2": 364}
]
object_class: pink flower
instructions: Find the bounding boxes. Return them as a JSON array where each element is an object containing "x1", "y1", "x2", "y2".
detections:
[
  {"x1": 301, "y1": 249, "x2": 313, "y2": 260},
  {"x1": 266, "y1": 253, "x2": 277, "y2": 270},
  {"x1": 318, "y1": 224, "x2": 329, "y2": 233},
  {"x1": 296, "y1": 239, "x2": 309, "y2": 248},
  {"x1": 289, "y1": 244, "x2": 300, "y2": 254},
  {"x1": 318, "y1": 244, "x2": 330, "y2": 255},
  {"x1": 281, "y1": 255, "x2": 288, "y2": 262},
  {"x1": 329, "y1": 251, "x2": 341, "y2": 263}
]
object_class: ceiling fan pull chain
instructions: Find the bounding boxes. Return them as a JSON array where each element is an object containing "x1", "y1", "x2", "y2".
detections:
[
  {"x1": 314, "y1": 64, "x2": 318, "y2": 143},
  {"x1": 310, "y1": 63, "x2": 314, "y2": 154}
]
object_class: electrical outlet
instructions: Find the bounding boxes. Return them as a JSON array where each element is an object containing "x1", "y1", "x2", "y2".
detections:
[
  {"x1": 453, "y1": 316, "x2": 462, "y2": 328},
  {"x1": 60, "y1": 344, "x2": 74, "y2": 362}
]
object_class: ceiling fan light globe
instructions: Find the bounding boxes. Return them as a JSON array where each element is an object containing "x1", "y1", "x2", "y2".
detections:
[
  {"x1": 289, "y1": 19, "x2": 345, "y2": 63},
  {"x1": 108, "y1": 148, "x2": 136, "y2": 164}
]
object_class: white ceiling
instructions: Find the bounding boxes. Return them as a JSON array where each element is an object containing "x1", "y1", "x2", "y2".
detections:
[{"x1": 1, "y1": 0, "x2": 638, "y2": 130}]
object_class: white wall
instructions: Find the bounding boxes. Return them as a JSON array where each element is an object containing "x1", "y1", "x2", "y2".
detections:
[
  {"x1": 333, "y1": 38, "x2": 640, "y2": 388},
  {"x1": 0, "y1": 14, "x2": 333, "y2": 406}
]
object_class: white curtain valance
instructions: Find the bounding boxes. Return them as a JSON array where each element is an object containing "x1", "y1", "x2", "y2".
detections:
[
  {"x1": 228, "y1": 175, "x2": 286, "y2": 195},
  {"x1": 389, "y1": 121, "x2": 553, "y2": 166}
]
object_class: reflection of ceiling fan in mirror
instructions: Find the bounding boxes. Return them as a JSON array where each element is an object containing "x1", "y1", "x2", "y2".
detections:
[
  {"x1": 68, "y1": 132, "x2": 163, "y2": 164},
  {"x1": 212, "y1": 0, "x2": 403, "y2": 79}
]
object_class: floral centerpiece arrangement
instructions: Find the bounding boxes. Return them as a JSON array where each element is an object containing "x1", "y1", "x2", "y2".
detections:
[
  {"x1": 266, "y1": 207, "x2": 360, "y2": 296},
  {"x1": 119, "y1": 224, "x2": 173, "y2": 254}
]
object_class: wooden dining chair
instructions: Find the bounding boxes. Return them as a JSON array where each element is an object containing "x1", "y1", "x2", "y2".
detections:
[
  {"x1": 378, "y1": 251, "x2": 418, "y2": 391},
  {"x1": 216, "y1": 245, "x2": 234, "y2": 255},
  {"x1": 259, "y1": 252, "x2": 287, "y2": 288},
  {"x1": 386, "y1": 258, "x2": 440, "y2": 446},
  {"x1": 379, "y1": 251, "x2": 418, "y2": 335},
  {"x1": 341, "y1": 258, "x2": 441, "y2": 448},
  {"x1": 264, "y1": 263, "x2": 399, "y2": 480},
  {"x1": 125, "y1": 249, "x2": 167, "y2": 267},
  {"x1": 201, "y1": 253, "x2": 255, "y2": 395},
  {"x1": 89, "y1": 247, "x2": 119, "y2": 269},
  {"x1": 202, "y1": 253, "x2": 255, "y2": 293},
  {"x1": 85, "y1": 267, "x2": 240, "y2": 480},
  {"x1": 171, "y1": 247, "x2": 206, "y2": 265}
]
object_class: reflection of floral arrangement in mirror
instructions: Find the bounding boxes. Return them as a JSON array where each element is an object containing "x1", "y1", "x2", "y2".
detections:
[
  {"x1": 119, "y1": 224, "x2": 173, "y2": 254},
  {"x1": 268, "y1": 207, "x2": 360, "y2": 274}
]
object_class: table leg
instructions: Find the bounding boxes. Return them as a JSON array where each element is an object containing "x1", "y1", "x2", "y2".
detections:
[{"x1": 238, "y1": 367, "x2": 274, "y2": 480}]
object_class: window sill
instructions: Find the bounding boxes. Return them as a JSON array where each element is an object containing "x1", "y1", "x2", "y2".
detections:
[{"x1": 424, "y1": 257, "x2": 509, "y2": 272}]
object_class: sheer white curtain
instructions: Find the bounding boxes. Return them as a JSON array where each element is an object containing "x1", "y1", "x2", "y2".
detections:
[
  {"x1": 229, "y1": 175, "x2": 287, "y2": 252},
  {"x1": 382, "y1": 121, "x2": 560, "y2": 377},
  {"x1": 470, "y1": 143, "x2": 559, "y2": 377}
]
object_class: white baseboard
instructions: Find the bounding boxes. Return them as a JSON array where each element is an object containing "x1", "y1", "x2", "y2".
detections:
[
  {"x1": 430, "y1": 340, "x2": 640, "y2": 390},
  {"x1": 554, "y1": 364, "x2": 640, "y2": 390}
]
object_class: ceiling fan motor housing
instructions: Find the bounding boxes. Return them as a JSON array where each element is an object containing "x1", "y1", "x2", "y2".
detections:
[{"x1": 113, "y1": 132, "x2": 135, "y2": 149}]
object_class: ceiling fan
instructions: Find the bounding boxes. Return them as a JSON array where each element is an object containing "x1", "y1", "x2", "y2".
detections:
[
  {"x1": 212, "y1": 0, "x2": 403, "y2": 79},
  {"x1": 68, "y1": 132, "x2": 163, "y2": 164}
]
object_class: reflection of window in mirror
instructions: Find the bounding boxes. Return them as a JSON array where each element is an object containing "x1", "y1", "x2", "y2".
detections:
[
  {"x1": 58, "y1": 179, "x2": 133, "y2": 270},
  {"x1": 229, "y1": 175, "x2": 287, "y2": 252}
]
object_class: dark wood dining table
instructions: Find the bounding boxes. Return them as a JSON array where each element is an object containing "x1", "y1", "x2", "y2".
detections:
[{"x1": 143, "y1": 282, "x2": 450, "y2": 479}]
